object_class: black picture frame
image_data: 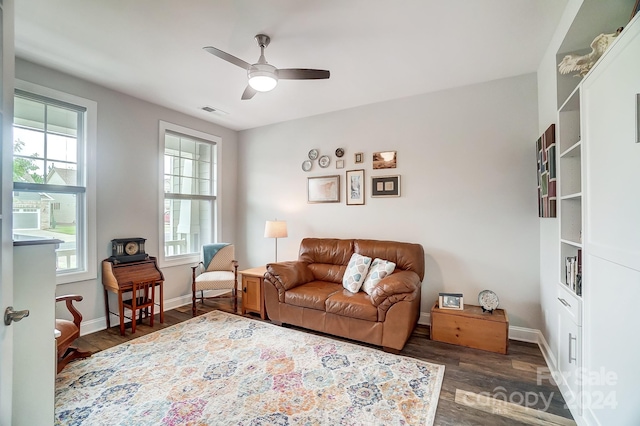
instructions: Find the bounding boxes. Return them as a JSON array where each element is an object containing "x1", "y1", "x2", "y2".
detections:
[{"x1": 371, "y1": 175, "x2": 400, "y2": 197}]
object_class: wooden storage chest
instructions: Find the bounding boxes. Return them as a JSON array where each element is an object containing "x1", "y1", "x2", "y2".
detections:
[{"x1": 430, "y1": 302, "x2": 509, "y2": 354}]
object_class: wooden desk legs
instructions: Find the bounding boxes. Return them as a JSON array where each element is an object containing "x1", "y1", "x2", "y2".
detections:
[
  {"x1": 118, "y1": 291, "x2": 125, "y2": 336},
  {"x1": 103, "y1": 288, "x2": 111, "y2": 329},
  {"x1": 159, "y1": 281, "x2": 164, "y2": 323}
]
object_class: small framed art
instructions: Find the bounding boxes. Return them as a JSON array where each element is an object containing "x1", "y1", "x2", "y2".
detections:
[
  {"x1": 439, "y1": 293, "x2": 464, "y2": 310},
  {"x1": 346, "y1": 169, "x2": 365, "y2": 205},
  {"x1": 373, "y1": 151, "x2": 397, "y2": 169},
  {"x1": 371, "y1": 175, "x2": 400, "y2": 197},
  {"x1": 354, "y1": 152, "x2": 364, "y2": 164},
  {"x1": 336, "y1": 159, "x2": 345, "y2": 169},
  {"x1": 308, "y1": 175, "x2": 340, "y2": 203}
]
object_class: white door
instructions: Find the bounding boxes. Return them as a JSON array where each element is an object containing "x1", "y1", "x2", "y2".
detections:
[{"x1": 1, "y1": 1, "x2": 16, "y2": 423}]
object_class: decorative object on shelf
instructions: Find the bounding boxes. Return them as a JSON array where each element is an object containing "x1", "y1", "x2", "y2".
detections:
[
  {"x1": 558, "y1": 27, "x2": 623, "y2": 78},
  {"x1": 109, "y1": 238, "x2": 148, "y2": 264},
  {"x1": 335, "y1": 148, "x2": 344, "y2": 158},
  {"x1": 478, "y1": 290, "x2": 499, "y2": 313},
  {"x1": 318, "y1": 155, "x2": 331, "y2": 168},
  {"x1": 346, "y1": 169, "x2": 365, "y2": 205},
  {"x1": 371, "y1": 175, "x2": 400, "y2": 197},
  {"x1": 536, "y1": 124, "x2": 556, "y2": 218},
  {"x1": 354, "y1": 152, "x2": 363, "y2": 164},
  {"x1": 302, "y1": 160, "x2": 312, "y2": 172},
  {"x1": 632, "y1": 0, "x2": 640, "y2": 21},
  {"x1": 336, "y1": 159, "x2": 345, "y2": 169},
  {"x1": 373, "y1": 151, "x2": 397, "y2": 169},
  {"x1": 264, "y1": 220, "x2": 287, "y2": 262},
  {"x1": 307, "y1": 175, "x2": 340, "y2": 203},
  {"x1": 308, "y1": 149, "x2": 319, "y2": 160},
  {"x1": 438, "y1": 293, "x2": 463, "y2": 310}
]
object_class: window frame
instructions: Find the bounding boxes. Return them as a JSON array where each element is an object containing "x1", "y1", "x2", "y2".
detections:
[
  {"x1": 14, "y1": 80, "x2": 97, "y2": 284},
  {"x1": 158, "y1": 120, "x2": 220, "y2": 267}
]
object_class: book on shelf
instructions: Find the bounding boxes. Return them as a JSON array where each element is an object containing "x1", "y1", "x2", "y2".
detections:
[{"x1": 565, "y1": 252, "x2": 582, "y2": 295}]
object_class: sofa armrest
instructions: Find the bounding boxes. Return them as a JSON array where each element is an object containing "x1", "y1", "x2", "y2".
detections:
[
  {"x1": 265, "y1": 261, "x2": 315, "y2": 292},
  {"x1": 370, "y1": 270, "x2": 421, "y2": 308}
]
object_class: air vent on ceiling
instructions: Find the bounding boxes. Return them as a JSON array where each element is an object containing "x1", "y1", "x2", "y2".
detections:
[{"x1": 201, "y1": 106, "x2": 229, "y2": 115}]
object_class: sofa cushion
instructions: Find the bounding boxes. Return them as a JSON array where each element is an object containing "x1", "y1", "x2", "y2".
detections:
[
  {"x1": 342, "y1": 253, "x2": 372, "y2": 293},
  {"x1": 325, "y1": 290, "x2": 378, "y2": 321},
  {"x1": 362, "y1": 258, "x2": 396, "y2": 295},
  {"x1": 284, "y1": 281, "x2": 342, "y2": 310}
]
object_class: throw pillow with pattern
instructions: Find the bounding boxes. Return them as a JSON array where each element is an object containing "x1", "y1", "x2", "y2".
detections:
[
  {"x1": 362, "y1": 258, "x2": 396, "y2": 295},
  {"x1": 342, "y1": 253, "x2": 372, "y2": 293}
]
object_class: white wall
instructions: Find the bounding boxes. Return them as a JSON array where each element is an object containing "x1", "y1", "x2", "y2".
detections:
[
  {"x1": 238, "y1": 73, "x2": 542, "y2": 329},
  {"x1": 15, "y1": 58, "x2": 239, "y2": 326}
]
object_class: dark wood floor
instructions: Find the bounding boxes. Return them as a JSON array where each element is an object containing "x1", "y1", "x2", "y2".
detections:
[{"x1": 75, "y1": 300, "x2": 575, "y2": 426}]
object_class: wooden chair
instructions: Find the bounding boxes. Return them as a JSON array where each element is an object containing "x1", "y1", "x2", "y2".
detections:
[
  {"x1": 55, "y1": 294, "x2": 91, "y2": 373},
  {"x1": 122, "y1": 280, "x2": 155, "y2": 334},
  {"x1": 191, "y1": 244, "x2": 238, "y2": 316}
]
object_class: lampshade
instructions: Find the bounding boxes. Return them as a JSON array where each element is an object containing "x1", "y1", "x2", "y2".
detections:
[
  {"x1": 264, "y1": 220, "x2": 287, "y2": 239},
  {"x1": 248, "y1": 64, "x2": 278, "y2": 92}
]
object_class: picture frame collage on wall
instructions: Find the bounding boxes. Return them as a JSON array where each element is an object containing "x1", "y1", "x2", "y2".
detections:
[{"x1": 304, "y1": 148, "x2": 401, "y2": 204}]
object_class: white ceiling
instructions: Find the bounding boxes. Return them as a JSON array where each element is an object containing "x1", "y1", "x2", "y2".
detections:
[{"x1": 15, "y1": 0, "x2": 568, "y2": 131}]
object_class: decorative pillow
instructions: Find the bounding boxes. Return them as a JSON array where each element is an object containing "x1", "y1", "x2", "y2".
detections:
[
  {"x1": 342, "y1": 253, "x2": 372, "y2": 293},
  {"x1": 362, "y1": 258, "x2": 396, "y2": 295}
]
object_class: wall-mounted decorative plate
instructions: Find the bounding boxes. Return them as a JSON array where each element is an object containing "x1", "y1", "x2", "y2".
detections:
[
  {"x1": 335, "y1": 148, "x2": 344, "y2": 158},
  {"x1": 302, "y1": 160, "x2": 312, "y2": 172},
  {"x1": 318, "y1": 155, "x2": 330, "y2": 168},
  {"x1": 308, "y1": 149, "x2": 319, "y2": 160}
]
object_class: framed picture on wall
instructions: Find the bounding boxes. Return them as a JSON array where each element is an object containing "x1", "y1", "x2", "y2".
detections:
[
  {"x1": 308, "y1": 175, "x2": 340, "y2": 203},
  {"x1": 346, "y1": 169, "x2": 365, "y2": 205},
  {"x1": 371, "y1": 175, "x2": 400, "y2": 197}
]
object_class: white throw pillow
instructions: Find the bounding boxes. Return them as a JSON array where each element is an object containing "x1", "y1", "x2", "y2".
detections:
[
  {"x1": 362, "y1": 258, "x2": 396, "y2": 295},
  {"x1": 342, "y1": 253, "x2": 372, "y2": 293}
]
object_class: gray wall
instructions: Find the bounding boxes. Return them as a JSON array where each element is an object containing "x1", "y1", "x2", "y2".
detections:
[
  {"x1": 237, "y1": 73, "x2": 542, "y2": 329},
  {"x1": 15, "y1": 58, "x2": 239, "y2": 327}
]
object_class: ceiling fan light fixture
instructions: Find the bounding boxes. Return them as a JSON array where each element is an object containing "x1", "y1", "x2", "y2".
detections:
[{"x1": 248, "y1": 64, "x2": 278, "y2": 92}]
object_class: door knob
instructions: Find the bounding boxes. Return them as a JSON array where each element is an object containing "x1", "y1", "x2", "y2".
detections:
[{"x1": 4, "y1": 306, "x2": 30, "y2": 325}]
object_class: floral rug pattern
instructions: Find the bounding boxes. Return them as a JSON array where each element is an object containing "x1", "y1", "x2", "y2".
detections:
[{"x1": 55, "y1": 310, "x2": 444, "y2": 425}]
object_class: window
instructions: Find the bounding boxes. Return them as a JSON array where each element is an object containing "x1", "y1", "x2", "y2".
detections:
[
  {"x1": 12, "y1": 82, "x2": 97, "y2": 284},
  {"x1": 160, "y1": 121, "x2": 219, "y2": 264}
]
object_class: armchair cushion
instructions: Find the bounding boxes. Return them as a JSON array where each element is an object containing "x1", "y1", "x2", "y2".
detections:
[{"x1": 194, "y1": 271, "x2": 235, "y2": 291}]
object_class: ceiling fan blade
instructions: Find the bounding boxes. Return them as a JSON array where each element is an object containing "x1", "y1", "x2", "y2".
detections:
[
  {"x1": 241, "y1": 85, "x2": 257, "y2": 100},
  {"x1": 203, "y1": 46, "x2": 251, "y2": 70},
  {"x1": 277, "y1": 69, "x2": 330, "y2": 80}
]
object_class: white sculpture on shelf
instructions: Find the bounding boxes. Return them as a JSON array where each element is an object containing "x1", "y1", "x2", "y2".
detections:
[{"x1": 558, "y1": 27, "x2": 623, "y2": 77}]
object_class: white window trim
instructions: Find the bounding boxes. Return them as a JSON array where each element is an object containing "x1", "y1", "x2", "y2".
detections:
[
  {"x1": 15, "y1": 79, "x2": 98, "y2": 285},
  {"x1": 158, "y1": 120, "x2": 221, "y2": 268}
]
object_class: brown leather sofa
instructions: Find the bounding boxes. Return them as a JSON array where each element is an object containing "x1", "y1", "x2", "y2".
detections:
[{"x1": 264, "y1": 238, "x2": 425, "y2": 351}]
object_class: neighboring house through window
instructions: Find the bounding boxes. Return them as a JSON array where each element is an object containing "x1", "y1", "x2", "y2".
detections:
[
  {"x1": 159, "y1": 121, "x2": 219, "y2": 265},
  {"x1": 12, "y1": 82, "x2": 97, "y2": 284}
]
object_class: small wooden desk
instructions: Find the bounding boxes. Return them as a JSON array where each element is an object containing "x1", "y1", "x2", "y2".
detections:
[
  {"x1": 239, "y1": 266, "x2": 267, "y2": 319},
  {"x1": 102, "y1": 257, "x2": 165, "y2": 335}
]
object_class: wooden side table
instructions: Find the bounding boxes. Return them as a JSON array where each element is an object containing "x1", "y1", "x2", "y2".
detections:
[
  {"x1": 430, "y1": 302, "x2": 509, "y2": 354},
  {"x1": 239, "y1": 266, "x2": 267, "y2": 319}
]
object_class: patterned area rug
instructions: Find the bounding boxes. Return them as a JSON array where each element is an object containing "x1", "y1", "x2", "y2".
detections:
[{"x1": 55, "y1": 311, "x2": 444, "y2": 425}]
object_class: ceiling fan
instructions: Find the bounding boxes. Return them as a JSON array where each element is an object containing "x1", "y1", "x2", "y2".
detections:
[{"x1": 204, "y1": 34, "x2": 330, "y2": 100}]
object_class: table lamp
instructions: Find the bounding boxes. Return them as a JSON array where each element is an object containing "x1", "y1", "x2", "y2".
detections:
[{"x1": 264, "y1": 220, "x2": 287, "y2": 262}]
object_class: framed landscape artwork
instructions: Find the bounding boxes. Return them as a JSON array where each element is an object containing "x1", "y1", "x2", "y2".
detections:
[
  {"x1": 371, "y1": 175, "x2": 400, "y2": 197},
  {"x1": 536, "y1": 124, "x2": 556, "y2": 217},
  {"x1": 308, "y1": 175, "x2": 340, "y2": 203},
  {"x1": 346, "y1": 169, "x2": 365, "y2": 205},
  {"x1": 373, "y1": 151, "x2": 397, "y2": 169}
]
